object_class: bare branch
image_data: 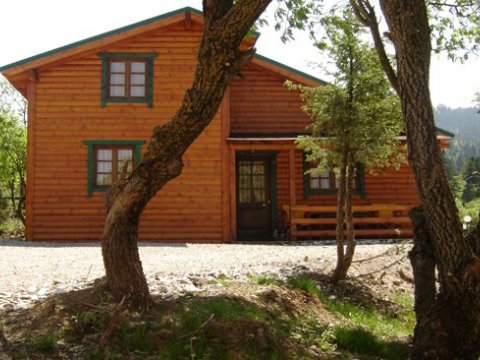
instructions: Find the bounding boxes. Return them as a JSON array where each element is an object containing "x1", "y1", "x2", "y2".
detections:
[{"x1": 350, "y1": 0, "x2": 399, "y2": 93}]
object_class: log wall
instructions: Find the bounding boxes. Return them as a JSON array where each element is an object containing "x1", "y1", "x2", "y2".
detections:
[{"x1": 31, "y1": 22, "x2": 224, "y2": 241}]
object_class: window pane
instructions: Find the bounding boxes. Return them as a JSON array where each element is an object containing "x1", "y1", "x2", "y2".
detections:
[
  {"x1": 334, "y1": 177, "x2": 340, "y2": 189},
  {"x1": 97, "y1": 174, "x2": 112, "y2": 185},
  {"x1": 320, "y1": 178, "x2": 330, "y2": 189},
  {"x1": 252, "y1": 175, "x2": 264, "y2": 189},
  {"x1": 97, "y1": 149, "x2": 112, "y2": 161},
  {"x1": 130, "y1": 62, "x2": 145, "y2": 72},
  {"x1": 238, "y1": 161, "x2": 251, "y2": 175},
  {"x1": 110, "y1": 74, "x2": 125, "y2": 85},
  {"x1": 252, "y1": 161, "x2": 264, "y2": 174},
  {"x1": 110, "y1": 62, "x2": 125, "y2": 73},
  {"x1": 239, "y1": 175, "x2": 250, "y2": 189},
  {"x1": 117, "y1": 160, "x2": 133, "y2": 174},
  {"x1": 239, "y1": 189, "x2": 251, "y2": 203},
  {"x1": 253, "y1": 189, "x2": 265, "y2": 202},
  {"x1": 97, "y1": 162, "x2": 112, "y2": 173},
  {"x1": 110, "y1": 86, "x2": 125, "y2": 97},
  {"x1": 310, "y1": 178, "x2": 320, "y2": 189},
  {"x1": 117, "y1": 149, "x2": 133, "y2": 161},
  {"x1": 130, "y1": 86, "x2": 145, "y2": 97},
  {"x1": 130, "y1": 74, "x2": 146, "y2": 85}
]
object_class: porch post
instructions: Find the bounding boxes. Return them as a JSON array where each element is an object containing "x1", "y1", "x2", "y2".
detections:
[{"x1": 289, "y1": 149, "x2": 296, "y2": 240}]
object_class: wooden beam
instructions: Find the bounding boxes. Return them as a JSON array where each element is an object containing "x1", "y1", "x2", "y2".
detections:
[
  {"x1": 221, "y1": 87, "x2": 231, "y2": 243},
  {"x1": 289, "y1": 149, "x2": 296, "y2": 240},
  {"x1": 229, "y1": 149, "x2": 237, "y2": 242},
  {"x1": 26, "y1": 69, "x2": 37, "y2": 241},
  {"x1": 228, "y1": 143, "x2": 295, "y2": 150}
]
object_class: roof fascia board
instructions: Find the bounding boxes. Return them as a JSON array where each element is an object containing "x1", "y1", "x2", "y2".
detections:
[{"x1": 252, "y1": 53, "x2": 328, "y2": 87}]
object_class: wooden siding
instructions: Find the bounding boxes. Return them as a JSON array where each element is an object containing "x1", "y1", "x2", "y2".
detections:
[
  {"x1": 229, "y1": 63, "x2": 312, "y2": 134},
  {"x1": 31, "y1": 22, "x2": 225, "y2": 241}
]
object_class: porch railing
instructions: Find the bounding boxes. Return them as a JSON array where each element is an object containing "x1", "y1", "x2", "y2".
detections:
[{"x1": 284, "y1": 204, "x2": 413, "y2": 239}]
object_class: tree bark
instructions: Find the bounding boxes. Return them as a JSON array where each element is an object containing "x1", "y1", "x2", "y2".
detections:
[
  {"x1": 332, "y1": 150, "x2": 348, "y2": 283},
  {"x1": 343, "y1": 158, "x2": 356, "y2": 273},
  {"x1": 378, "y1": 1, "x2": 480, "y2": 357},
  {"x1": 101, "y1": 0, "x2": 272, "y2": 310}
]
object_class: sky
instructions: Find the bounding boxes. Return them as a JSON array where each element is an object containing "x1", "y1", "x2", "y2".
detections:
[{"x1": 0, "y1": 0, "x2": 478, "y2": 108}]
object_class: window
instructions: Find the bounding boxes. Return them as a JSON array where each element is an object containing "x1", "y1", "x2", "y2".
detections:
[
  {"x1": 304, "y1": 162, "x2": 366, "y2": 198},
  {"x1": 83, "y1": 140, "x2": 145, "y2": 196},
  {"x1": 94, "y1": 146, "x2": 134, "y2": 187},
  {"x1": 309, "y1": 170, "x2": 339, "y2": 192},
  {"x1": 98, "y1": 53, "x2": 158, "y2": 107},
  {"x1": 108, "y1": 60, "x2": 147, "y2": 99}
]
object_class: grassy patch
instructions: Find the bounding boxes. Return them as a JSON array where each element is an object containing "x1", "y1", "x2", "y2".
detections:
[
  {"x1": 29, "y1": 334, "x2": 55, "y2": 352},
  {"x1": 287, "y1": 276, "x2": 321, "y2": 297},
  {"x1": 248, "y1": 274, "x2": 283, "y2": 286},
  {"x1": 334, "y1": 326, "x2": 409, "y2": 360},
  {"x1": 0, "y1": 217, "x2": 24, "y2": 238}
]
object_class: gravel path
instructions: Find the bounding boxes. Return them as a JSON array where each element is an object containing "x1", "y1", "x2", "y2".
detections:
[{"x1": 0, "y1": 239, "x2": 411, "y2": 310}]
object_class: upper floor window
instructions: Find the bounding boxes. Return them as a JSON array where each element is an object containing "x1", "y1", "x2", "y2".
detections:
[
  {"x1": 309, "y1": 170, "x2": 339, "y2": 192},
  {"x1": 98, "y1": 52, "x2": 158, "y2": 108},
  {"x1": 109, "y1": 60, "x2": 147, "y2": 99}
]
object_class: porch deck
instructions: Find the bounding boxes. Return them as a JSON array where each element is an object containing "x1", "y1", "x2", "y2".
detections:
[{"x1": 284, "y1": 204, "x2": 413, "y2": 239}]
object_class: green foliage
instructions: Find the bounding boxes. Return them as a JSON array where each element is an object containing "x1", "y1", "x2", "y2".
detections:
[
  {"x1": 29, "y1": 334, "x2": 55, "y2": 352},
  {"x1": 291, "y1": 10, "x2": 404, "y2": 176},
  {"x1": 248, "y1": 274, "x2": 283, "y2": 285},
  {"x1": 287, "y1": 275, "x2": 320, "y2": 297},
  {"x1": 0, "y1": 111, "x2": 26, "y2": 228},
  {"x1": 429, "y1": 1, "x2": 480, "y2": 61}
]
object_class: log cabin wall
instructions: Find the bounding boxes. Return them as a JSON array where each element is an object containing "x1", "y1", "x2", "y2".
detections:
[
  {"x1": 229, "y1": 63, "x2": 312, "y2": 134},
  {"x1": 32, "y1": 22, "x2": 224, "y2": 241}
]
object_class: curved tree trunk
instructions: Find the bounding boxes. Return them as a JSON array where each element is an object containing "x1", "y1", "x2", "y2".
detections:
[
  {"x1": 101, "y1": 0, "x2": 272, "y2": 310},
  {"x1": 379, "y1": 1, "x2": 480, "y2": 357}
]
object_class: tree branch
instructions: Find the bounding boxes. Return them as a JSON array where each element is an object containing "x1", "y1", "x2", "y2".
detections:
[{"x1": 350, "y1": 0, "x2": 399, "y2": 94}]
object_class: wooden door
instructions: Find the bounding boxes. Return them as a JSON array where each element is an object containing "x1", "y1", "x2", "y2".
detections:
[{"x1": 236, "y1": 155, "x2": 273, "y2": 240}]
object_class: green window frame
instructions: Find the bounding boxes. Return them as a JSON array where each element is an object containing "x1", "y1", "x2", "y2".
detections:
[
  {"x1": 98, "y1": 52, "x2": 158, "y2": 108},
  {"x1": 303, "y1": 157, "x2": 366, "y2": 199},
  {"x1": 83, "y1": 140, "x2": 145, "y2": 197}
]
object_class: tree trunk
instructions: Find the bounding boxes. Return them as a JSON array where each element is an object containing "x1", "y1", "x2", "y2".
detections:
[
  {"x1": 379, "y1": 1, "x2": 480, "y2": 357},
  {"x1": 343, "y1": 157, "x2": 356, "y2": 273},
  {"x1": 101, "y1": 0, "x2": 272, "y2": 310},
  {"x1": 332, "y1": 150, "x2": 348, "y2": 283}
]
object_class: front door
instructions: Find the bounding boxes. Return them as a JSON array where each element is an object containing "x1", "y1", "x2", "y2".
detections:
[{"x1": 236, "y1": 154, "x2": 273, "y2": 240}]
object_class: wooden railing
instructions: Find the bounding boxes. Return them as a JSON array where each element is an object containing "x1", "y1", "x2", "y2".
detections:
[{"x1": 284, "y1": 204, "x2": 413, "y2": 239}]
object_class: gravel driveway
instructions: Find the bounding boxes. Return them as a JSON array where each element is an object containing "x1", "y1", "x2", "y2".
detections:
[{"x1": 0, "y1": 239, "x2": 411, "y2": 310}]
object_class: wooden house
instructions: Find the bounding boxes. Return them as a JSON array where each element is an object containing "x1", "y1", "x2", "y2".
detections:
[{"x1": 0, "y1": 7, "x2": 452, "y2": 242}]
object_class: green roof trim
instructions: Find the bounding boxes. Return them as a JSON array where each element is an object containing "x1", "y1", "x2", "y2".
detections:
[
  {"x1": 0, "y1": 7, "x2": 201, "y2": 72},
  {"x1": 435, "y1": 126, "x2": 455, "y2": 138},
  {"x1": 253, "y1": 53, "x2": 328, "y2": 85}
]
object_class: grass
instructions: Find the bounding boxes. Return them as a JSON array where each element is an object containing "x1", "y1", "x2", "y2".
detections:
[
  {"x1": 284, "y1": 275, "x2": 413, "y2": 359},
  {"x1": 4, "y1": 275, "x2": 415, "y2": 360},
  {"x1": 0, "y1": 216, "x2": 24, "y2": 238}
]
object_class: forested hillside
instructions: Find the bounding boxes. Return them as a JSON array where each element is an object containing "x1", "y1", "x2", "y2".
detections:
[{"x1": 435, "y1": 105, "x2": 480, "y2": 171}]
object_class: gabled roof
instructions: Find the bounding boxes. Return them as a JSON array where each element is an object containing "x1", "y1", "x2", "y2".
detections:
[{"x1": 0, "y1": 6, "x2": 326, "y2": 89}]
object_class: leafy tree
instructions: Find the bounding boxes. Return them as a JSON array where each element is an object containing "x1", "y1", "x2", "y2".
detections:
[
  {"x1": 0, "y1": 112, "x2": 26, "y2": 225},
  {"x1": 101, "y1": 0, "x2": 273, "y2": 310},
  {"x1": 277, "y1": 0, "x2": 480, "y2": 356},
  {"x1": 292, "y1": 10, "x2": 404, "y2": 283},
  {"x1": 349, "y1": 0, "x2": 480, "y2": 357},
  {"x1": 0, "y1": 75, "x2": 27, "y2": 126},
  {"x1": 462, "y1": 157, "x2": 480, "y2": 202}
]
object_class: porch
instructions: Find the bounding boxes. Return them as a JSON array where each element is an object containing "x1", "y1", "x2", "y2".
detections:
[{"x1": 227, "y1": 137, "x2": 416, "y2": 241}]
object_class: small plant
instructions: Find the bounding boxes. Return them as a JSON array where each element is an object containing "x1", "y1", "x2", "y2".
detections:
[
  {"x1": 248, "y1": 274, "x2": 283, "y2": 286},
  {"x1": 287, "y1": 276, "x2": 320, "y2": 297},
  {"x1": 30, "y1": 334, "x2": 55, "y2": 352}
]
